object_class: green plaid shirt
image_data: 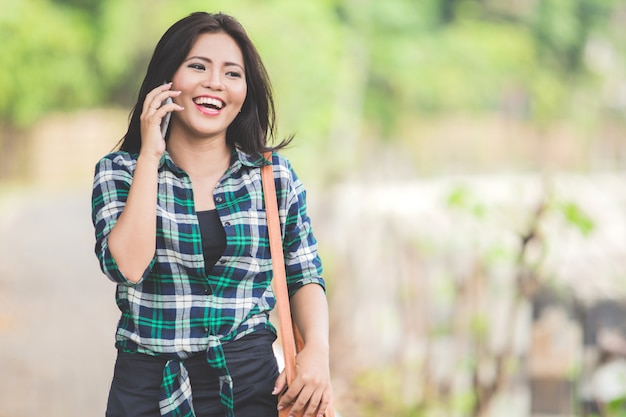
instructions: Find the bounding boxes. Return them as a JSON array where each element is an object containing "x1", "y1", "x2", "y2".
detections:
[{"x1": 91, "y1": 149, "x2": 324, "y2": 417}]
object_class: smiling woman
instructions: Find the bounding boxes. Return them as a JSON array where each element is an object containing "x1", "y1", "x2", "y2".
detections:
[
  {"x1": 91, "y1": 11, "x2": 333, "y2": 417},
  {"x1": 169, "y1": 32, "x2": 247, "y2": 143},
  {"x1": 115, "y1": 12, "x2": 290, "y2": 156}
]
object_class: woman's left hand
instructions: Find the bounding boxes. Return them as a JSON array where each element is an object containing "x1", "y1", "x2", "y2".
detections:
[{"x1": 273, "y1": 343, "x2": 333, "y2": 417}]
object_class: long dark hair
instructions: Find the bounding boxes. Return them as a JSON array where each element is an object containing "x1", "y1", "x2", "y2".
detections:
[{"x1": 117, "y1": 12, "x2": 291, "y2": 154}]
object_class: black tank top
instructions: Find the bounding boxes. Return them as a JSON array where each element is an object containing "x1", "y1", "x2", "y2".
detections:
[{"x1": 196, "y1": 209, "x2": 226, "y2": 272}]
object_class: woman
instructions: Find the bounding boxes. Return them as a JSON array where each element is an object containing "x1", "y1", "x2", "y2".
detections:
[{"x1": 91, "y1": 12, "x2": 332, "y2": 417}]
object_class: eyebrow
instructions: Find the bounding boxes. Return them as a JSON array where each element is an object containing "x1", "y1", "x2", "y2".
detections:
[{"x1": 184, "y1": 56, "x2": 245, "y2": 71}]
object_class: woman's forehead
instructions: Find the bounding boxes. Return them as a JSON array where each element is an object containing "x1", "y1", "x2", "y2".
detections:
[{"x1": 186, "y1": 32, "x2": 245, "y2": 67}]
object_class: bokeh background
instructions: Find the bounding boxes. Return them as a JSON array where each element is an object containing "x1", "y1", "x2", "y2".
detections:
[{"x1": 1, "y1": 1, "x2": 626, "y2": 416}]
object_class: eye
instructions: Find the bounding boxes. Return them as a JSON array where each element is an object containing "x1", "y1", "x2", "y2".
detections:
[
  {"x1": 188, "y1": 63, "x2": 206, "y2": 71},
  {"x1": 226, "y1": 71, "x2": 242, "y2": 78}
]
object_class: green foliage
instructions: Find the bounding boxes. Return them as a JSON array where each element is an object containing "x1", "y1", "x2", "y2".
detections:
[
  {"x1": 354, "y1": 364, "x2": 478, "y2": 416},
  {"x1": 353, "y1": 367, "x2": 427, "y2": 417},
  {"x1": 236, "y1": 1, "x2": 346, "y2": 143},
  {"x1": 0, "y1": 0, "x2": 100, "y2": 127},
  {"x1": 446, "y1": 185, "x2": 486, "y2": 218},
  {"x1": 557, "y1": 201, "x2": 595, "y2": 236},
  {"x1": 1, "y1": 0, "x2": 625, "y2": 150},
  {"x1": 470, "y1": 313, "x2": 489, "y2": 338},
  {"x1": 447, "y1": 184, "x2": 473, "y2": 209}
]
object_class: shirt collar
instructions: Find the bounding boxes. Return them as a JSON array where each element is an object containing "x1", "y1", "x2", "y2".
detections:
[
  {"x1": 159, "y1": 151, "x2": 183, "y2": 174},
  {"x1": 234, "y1": 148, "x2": 268, "y2": 168},
  {"x1": 157, "y1": 148, "x2": 268, "y2": 176}
]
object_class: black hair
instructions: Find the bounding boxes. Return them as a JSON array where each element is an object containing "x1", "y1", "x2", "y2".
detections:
[{"x1": 117, "y1": 12, "x2": 291, "y2": 154}]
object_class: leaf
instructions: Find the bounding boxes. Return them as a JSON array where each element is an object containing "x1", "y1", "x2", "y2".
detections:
[
  {"x1": 559, "y1": 201, "x2": 595, "y2": 237},
  {"x1": 447, "y1": 185, "x2": 471, "y2": 208}
]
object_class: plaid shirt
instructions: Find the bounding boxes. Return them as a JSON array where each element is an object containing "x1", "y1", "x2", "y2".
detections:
[{"x1": 91, "y1": 149, "x2": 324, "y2": 417}]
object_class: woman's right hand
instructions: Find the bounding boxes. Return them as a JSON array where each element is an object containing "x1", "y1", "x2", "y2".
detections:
[{"x1": 139, "y1": 82, "x2": 183, "y2": 159}]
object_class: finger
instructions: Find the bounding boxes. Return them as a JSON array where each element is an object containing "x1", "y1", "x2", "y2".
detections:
[
  {"x1": 140, "y1": 93, "x2": 182, "y2": 129},
  {"x1": 148, "y1": 91, "x2": 182, "y2": 115},
  {"x1": 142, "y1": 83, "x2": 171, "y2": 111},
  {"x1": 142, "y1": 83, "x2": 177, "y2": 113},
  {"x1": 272, "y1": 371, "x2": 287, "y2": 395},
  {"x1": 285, "y1": 385, "x2": 314, "y2": 417},
  {"x1": 155, "y1": 95, "x2": 183, "y2": 116},
  {"x1": 302, "y1": 389, "x2": 323, "y2": 417},
  {"x1": 315, "y1": 392, "x2": 332, "y2": 417},
  {"x1": 277, "y1": 381, "x2": 303, "y2": 412}
]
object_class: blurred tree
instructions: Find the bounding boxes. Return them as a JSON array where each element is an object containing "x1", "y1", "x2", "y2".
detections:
[
  {"x1": 0, "y1": 0, "x2": 100, "y2": 128},
  {"x1": 1, "y1": 0, "x2": 625, "y2": 178},
  {"x1": 357, "y1": 0, "x2": 624, "y2": 140},
  {"x1": 531, "y1": 0, "x2": 613, "y2": 74}
]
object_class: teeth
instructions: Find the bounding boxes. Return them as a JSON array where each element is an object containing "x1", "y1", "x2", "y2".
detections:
[{"x1": 194, "y1": 97, "x2": 224, "y2": 109}]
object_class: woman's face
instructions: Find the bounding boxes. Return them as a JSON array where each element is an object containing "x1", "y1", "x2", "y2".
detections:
[{"x1": 169, "y1": 32, "x2": 247, "y2": 142}]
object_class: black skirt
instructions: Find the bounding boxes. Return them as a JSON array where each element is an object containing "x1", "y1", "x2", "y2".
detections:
[{"x1": 105, "y1": 330, "x2": 279, "y2": 417}]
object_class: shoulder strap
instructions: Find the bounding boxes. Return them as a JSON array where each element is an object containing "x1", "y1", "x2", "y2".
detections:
[{"x1": 261, "y1": 152, "x2": 297, "y2": 386}]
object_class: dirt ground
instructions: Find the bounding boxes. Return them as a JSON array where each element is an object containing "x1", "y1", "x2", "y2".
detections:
[{"x1": 0, "y1": 186, "x2": 119, "y2": 417}]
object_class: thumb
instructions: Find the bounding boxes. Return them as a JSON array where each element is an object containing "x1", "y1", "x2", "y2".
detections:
[{"x1": 272, "y1": 370, "x2": 287, "y2": 395}]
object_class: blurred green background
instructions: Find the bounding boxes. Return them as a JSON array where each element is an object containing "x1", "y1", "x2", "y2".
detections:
[
  {"x1": 1, "y1": 1, "x2": 626, "y2": 416},
  {"x1": 3, "y1": 0, "x2": 625, "y2": 181}
]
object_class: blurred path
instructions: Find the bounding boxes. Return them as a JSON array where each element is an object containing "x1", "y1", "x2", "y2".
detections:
[{"x1": 0, "y1": 186, "x2": 118, "y2": 417}]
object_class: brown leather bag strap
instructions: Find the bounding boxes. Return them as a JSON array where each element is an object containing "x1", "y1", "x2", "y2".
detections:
[
  {"x1": 261, "y1": 152, "x2": 297, "y2": 386},
  {"x1": 261, "y1": 152, "x2": 335, "y2": 417}
]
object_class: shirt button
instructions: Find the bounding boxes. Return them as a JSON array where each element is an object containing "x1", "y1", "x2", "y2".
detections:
[
  {"x1": 215, "y1": 196, "x2": 223, "y2": 203},
  {"x1": 219, "y1": 258, "x2": 227, "y2": 264},
  {"x1": 204, "y1": 288, "x2": 211, "y2": 295},
  {"x1": 224, "y1": 221, "x2": 231, "y2": 227}
]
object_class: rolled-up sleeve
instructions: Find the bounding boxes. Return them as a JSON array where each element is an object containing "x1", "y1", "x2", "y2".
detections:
[
  {"x1": 91, "y1": 153, "x2": 154, "y2": 285},
  {"x1": 275, "y1": 157, "x2": 325, "y2": 296}
]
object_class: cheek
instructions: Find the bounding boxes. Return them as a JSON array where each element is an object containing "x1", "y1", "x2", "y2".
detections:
[
  {"x1": 234, "y1": 84, "x2": 247, "y2": 106},
  {"x1": 172, "y1": 73, "x2": 186, "y2": 91},
  {"x1": 170, "y1": 68, "x2": 194, "y2": 92}
]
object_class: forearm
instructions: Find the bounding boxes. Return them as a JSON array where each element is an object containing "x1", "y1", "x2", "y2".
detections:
[
  {"x1": 108, "y1": 154, "x2": 160, "y2": 283},
  {"x1": 276, "y1": 283, "x2": 333, "y2": 414},
  {"x1": 290, "y1": 283, "x2": 330, "y2": 352}
]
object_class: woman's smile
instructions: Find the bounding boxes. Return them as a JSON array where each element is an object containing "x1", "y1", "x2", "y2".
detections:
[{"x1": 193, "y1": 95, "x2": 226, "y2": 115}]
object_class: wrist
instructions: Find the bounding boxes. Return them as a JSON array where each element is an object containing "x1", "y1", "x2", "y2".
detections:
[
  {"x1": 137, "y1": 152, "x2": 162, "y2": 167},
  {"x1": 302, "y1": 339, "x2": 329, "y2": 354}
]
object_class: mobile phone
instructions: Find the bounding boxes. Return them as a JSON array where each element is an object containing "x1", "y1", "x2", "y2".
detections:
[{"x1": 160, "y1": 97, "x2": 173, "y2": 139}]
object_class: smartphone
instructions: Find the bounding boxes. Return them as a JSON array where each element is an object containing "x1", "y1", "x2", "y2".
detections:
[{"x1": 160, "y1": 97, "x2": 173, "y2": 139}]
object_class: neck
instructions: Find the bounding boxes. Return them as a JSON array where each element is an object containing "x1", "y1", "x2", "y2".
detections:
[{"x1": 166, "y1": 136, "x2": 232, "y2": 177}]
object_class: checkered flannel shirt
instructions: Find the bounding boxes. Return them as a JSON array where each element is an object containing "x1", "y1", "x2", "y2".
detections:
[{"x1": 91, "y1": 149, "x2": 325, "y2": 417}]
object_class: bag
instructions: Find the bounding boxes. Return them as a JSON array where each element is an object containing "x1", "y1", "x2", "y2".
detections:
[{"x1": 261, "y1": 152, "x2": 336, "y2": 417}]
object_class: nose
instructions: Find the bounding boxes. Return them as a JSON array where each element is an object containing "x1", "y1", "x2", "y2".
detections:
[{"x1": 204, "y1": 70, "x2": 224, "y2": 91}]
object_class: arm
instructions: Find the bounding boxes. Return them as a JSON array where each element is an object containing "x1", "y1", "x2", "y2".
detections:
[
  {"x1": 271, "y1": 157, "x2": 333, "y2": 416},
  {"x1": 106, "y1": 154, "x2": 160, "y2": 283},
  {"x1": 291, "y1": 283, "x2": 330, "y2": 355},
  {"x1": 92, "y1": 153, "x2": 160, "y2": 284},
  {"x1": 100, "y1": 83, "x2": 182, "y2": 283},
  {"x1": 274, "y1": 284, "x2": 333, "y2": 417}
]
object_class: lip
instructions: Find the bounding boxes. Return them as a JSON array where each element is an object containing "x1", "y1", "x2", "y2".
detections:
[{"x1": 193, "y1": 94, "x2": 226, "y2": 116}]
